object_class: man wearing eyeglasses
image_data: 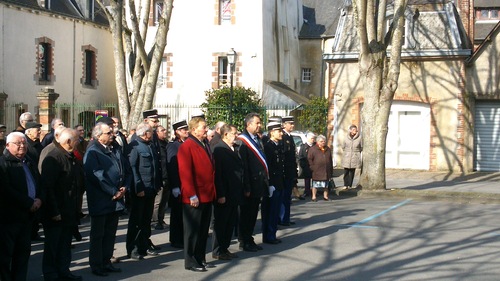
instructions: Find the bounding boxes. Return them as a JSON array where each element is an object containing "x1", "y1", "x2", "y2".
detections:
[
  {"x1": 0, "y1": 132, "x2": 42, "y2": 281},
  {"x1": 84, "y1": 123, "x2": 130, "y2": 276}
]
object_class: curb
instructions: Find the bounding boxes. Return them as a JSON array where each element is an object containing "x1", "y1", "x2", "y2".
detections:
[{"x1": 338, "y1": 189, "x2": 500, "y2": 204}]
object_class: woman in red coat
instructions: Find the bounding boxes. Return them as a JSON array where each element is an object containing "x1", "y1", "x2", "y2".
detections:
[{"x1": 178, "y1": 117, "x2": 216, "y2": 272}]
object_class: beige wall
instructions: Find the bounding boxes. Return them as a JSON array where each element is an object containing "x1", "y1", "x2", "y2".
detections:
[
  {"x1": 329, "y1": 59, "x2": 473, "y2": 172},
  {"x1": 0, "y1": 3, "x2": 116, "y2": 126},
  {"x1": 299, "y1": 38, "x2": 324, "y2": 98},
  {"x1": 466, "y1": 32, "x2": 500, "y2": 98}
]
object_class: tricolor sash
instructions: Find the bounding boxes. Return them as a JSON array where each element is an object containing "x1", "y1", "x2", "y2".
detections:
[{"x1": 238, "y1": 134, "x2": 268, "y2": 175}]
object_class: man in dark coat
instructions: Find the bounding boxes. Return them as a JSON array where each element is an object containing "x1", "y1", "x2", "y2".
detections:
[
  {"x1": 24, "y1": 122, "x2": 44, "y2": 241},
  {"x1": 39, "y1": 128, "x2": 81, "y2": 281},
  {"x1": 212, "y1": 124, "x2": 243, "y2": 260},
  {"x1": 280, "y1": 116, "x2": 298, "y2": 226},
  {"x1": 0, "y1": 132, "x2": 42, "y2": 281},
  {"x1": 126, "y1": 123, "x2": 162, "y2": 260},
  {"x1": 209, "y1": 121, "x2": 225, "y2": 151},
  {"x1": 178, "y1": 117, "x2": 216, "y2": 272},
  {"x1": 166, "y1": 119, "x2": 189, "y2": 249},
  {"x1": 262, "y1": 122, "x2": 285, "y2": 244},
  {"x1": 153, "y1": 125, "x2": 170, "y2": 230},
  {"x1": 40, "y1": 118, "x2": 64, "y2": 148},
  {"x1": 24, "y1": 122, "x2": 43, "y2": 165},
  {"x1": 237, "y1": 113, "x2": 268, "y2": 252},
  {"x1": 84, "y1": 122, "x2": 131, "y2": 276},
  {"x1": 298, "y1": 132, "x2": 316, "y2": 197}
]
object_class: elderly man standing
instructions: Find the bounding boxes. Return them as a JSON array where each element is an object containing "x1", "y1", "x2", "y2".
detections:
[
  {"x1": 41, "y1": 118, "x2": 65, "y2": 147},
  {"x1": 178, "y1": 117, "x2": 216, "y2": 272},
  {"x1": 0, "y1": 132, "x2": 42, "y2": 281},
  {"x1": 13, "y1": 112, "x2": 34, "y2": 133},
  {"x1": 84, "y1": 122, "x2": 131, "y2": 276},
  {"x1": 126, "y1": 123, "x2": 162, "y2": 260},
  {"x1": 39, "y1": 128, "x2": 81, "y2": 281}
]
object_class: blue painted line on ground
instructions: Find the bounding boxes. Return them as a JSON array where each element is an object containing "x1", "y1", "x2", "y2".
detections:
[
  {"x1": 337, "y1": 224, "x2": 380, "y2": 229},
  {"x1": 351, "y1": 199, "x2": 413, "y2": 227}
]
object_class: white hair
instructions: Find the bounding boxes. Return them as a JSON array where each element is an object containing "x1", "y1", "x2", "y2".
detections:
[{"x1": 6, "y1": 132, "x2": 26, "y2": 143}]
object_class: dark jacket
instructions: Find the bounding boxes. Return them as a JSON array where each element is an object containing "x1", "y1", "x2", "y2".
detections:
[
  {"x1": 39, "y1": 142, "x2": 79, "y2": 227},
  {"x1": 84, "y1": 142, "x2": 132, "y2": 216},
  {"x1": 158, "y1": 138, "x2": 169, "y2": 182},
  {"x1": 282, "y1": 131, "x2": 297, "y2": 179},
  {"x1": 264, "y1": 139, "x2": 285, "y2": 192},
  {"x1": 213, "y1": 141, "x2": 244, "y2": 206},
  {"x1": 26, "y1": 137, "x2": 43, "y2": 165},
  {"x1": 238, "y1": 130, "x2": 268, "y2": 198},
  {"x1": 307, "y1": 144, "x2": 334, "y2": 181},
  {"x1": 178, "y1": 134, "x2": 216, "y2": 204},
  {"x1": 298, "y1": 142, "x2": 314, "y2": 179},
  {"x1": 40, "y1": 130, "x2": 54, "y2": 148},
  {"x1": 166, "y1": 138, "x2": 183, "y2": 189},
  {"x1": 0, "y1": 150, "x2": 41, "y2": 224},
  {"x1": 128, "y1": 136, "x2": 162, "y2": 197}
]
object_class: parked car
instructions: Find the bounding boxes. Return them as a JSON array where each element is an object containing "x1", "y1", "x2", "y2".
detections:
[{"x1": 291, "y1": 131, "x2": 307, "y2": 153}]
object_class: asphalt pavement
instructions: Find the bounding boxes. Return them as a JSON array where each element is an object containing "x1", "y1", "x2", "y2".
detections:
[{"x1": 25, "y1": 169, "x2": 500, "y2": 281}]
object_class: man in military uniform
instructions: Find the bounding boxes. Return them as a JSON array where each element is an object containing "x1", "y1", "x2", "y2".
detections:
[{"x1": 280, "y1": 116, "x2": 297, "y2": 226}]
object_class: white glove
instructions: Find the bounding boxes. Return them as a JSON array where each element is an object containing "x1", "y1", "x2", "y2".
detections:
[
  {"x1": 172, "y1": 187, "x2": 181, "y2": 198},
  {"x1": 268, "y1": 186, "x2": 275, "y2": 197}
]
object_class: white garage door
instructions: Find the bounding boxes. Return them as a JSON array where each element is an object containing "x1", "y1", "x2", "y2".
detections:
[
  {"x1": 386, "y1": 102, "x2": 430, "y2": 170},
  {"x1": 474, "y1": 102, "x2": 500, "y2": 171}
]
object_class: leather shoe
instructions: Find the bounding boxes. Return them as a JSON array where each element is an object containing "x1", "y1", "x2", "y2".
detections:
[
  {"x1": 91, "y1": 269, "x2": 109, "y2": 277},
  {"x1": 129, "y1": 251, "x2": 144, "y2": 260},
  {"x1": 104, "y1": 264, "x2": 122, "y2": 273},
  {"x1": 146, "y1": 249, "x2": 159, "y2": 256},
  {"x1": 239, "y1": 243, "x2": 258, "y2": 252},
  {"x1": 59, "y1": 273, "x2": 83, "y2": 280},
  {"x1": 202, "y1": 262, "x2": 215, "y2": 268},
  {"x1": 154, "y1": 223, "x2": 164, "y2": 230},
  {"x1": 185, "y1": 266, "x2": 207, "y2": 272}
]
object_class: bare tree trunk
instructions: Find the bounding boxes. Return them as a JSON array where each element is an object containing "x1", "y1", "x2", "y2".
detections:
[
  {"x1": 354, "y1": 0, "x2": 407, "y2": 190},
  {"x1": 97, "y1": 0, "x2": 174, "y2": 129}
]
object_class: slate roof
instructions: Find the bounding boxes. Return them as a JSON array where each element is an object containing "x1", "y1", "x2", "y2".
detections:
[
  {"x1": 299, "y1": 0, "x2": 347, "y2": 39},
  {"x1": 0, "y1": 0, "x2": 108, "y2": 26}
]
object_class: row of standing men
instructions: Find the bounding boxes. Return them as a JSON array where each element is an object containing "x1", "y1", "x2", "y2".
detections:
[{"x1": 0, "y1": 109, "x2": 301, "y2": 280}]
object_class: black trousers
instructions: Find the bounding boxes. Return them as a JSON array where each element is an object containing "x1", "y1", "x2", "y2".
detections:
[
  {"x1": 42, "y1": 224, "x2": 73, "y2": 280},
  {"x1": 126, "y1": 194, "x2": 155, "y2": 255},
  {"x1": 183, "y1": 203, "x2": 211, "y2": 268},
  {"x1": 212, "y1": 203, "x2": 238, "y2": 255},
  {"x1": 343, "y1": 168, "x2": 356, "y2": 187},
  {"x1": 0, "y1": 221, "x2": 32, "y2": 281},
  {"x1": 238, "y1": 197, "x2": 261, "y2": 244},
  {"x1": 169, "y1": 197, "x2": 184, "y2": 245},
  {"x1": 89, "y1": 212, "x2": 119, "y2": 271}
]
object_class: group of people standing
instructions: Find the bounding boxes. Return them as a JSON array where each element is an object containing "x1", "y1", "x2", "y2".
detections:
[{"x1": 0, "y1": 108, "x2": 363, "y2": 280}]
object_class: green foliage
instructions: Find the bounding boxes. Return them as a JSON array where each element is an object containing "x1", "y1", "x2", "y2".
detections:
[
  {"x1": 297, "y1": 96, "x2": 329, "y2": 135},
  {"x1": 201, "y1": 86, "x2": 265, "y2": 130}
]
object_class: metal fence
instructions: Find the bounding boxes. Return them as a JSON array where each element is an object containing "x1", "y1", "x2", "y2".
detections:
[{"x1": 1, "y1": 102, "x2": 304, "y2": 134}]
